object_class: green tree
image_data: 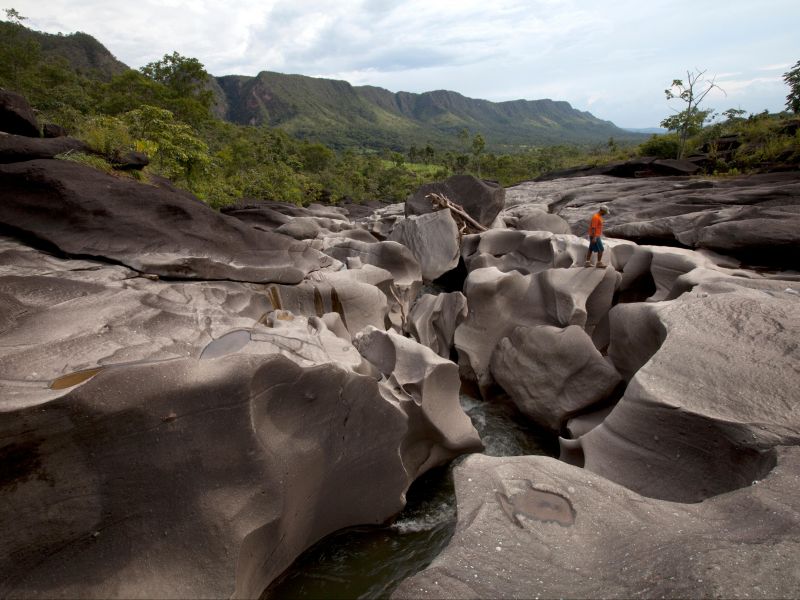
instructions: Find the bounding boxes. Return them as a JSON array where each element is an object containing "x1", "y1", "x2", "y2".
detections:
[
  {"x1": 783, "y1": 60, "x2": 800, "y2": 113},
  {"x1": 299, "y1": 142, "x2": 334, "y2": 173},
  {"x1": 139, "y1": 52, "x2": 213, "y2": 124},
  {"x1": 722, "y1": 108, "x2": 747, "y2": 122},
  {"x1": 471, "y1": 133, "x2": 485, "y2": 176},
  {"x1": 661, "y1": 69, "x2": 723, "y2": 158},
  {"x1": 457, "y1": 127, "x2": 470, "y2": 151},
  {"x1": 121, "y1": 105, "x2": 210, "y2": 188},
  {"x1": 0, "y1": 9, "x2": 41, "y2": 90}
]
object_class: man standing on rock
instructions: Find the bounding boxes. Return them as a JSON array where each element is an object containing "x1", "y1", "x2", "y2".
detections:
[{"x1": 585, "y1": 205, "x2": 609, "y2": 268}]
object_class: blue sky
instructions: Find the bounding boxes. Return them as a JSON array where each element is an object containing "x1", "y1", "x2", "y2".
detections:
[{"x1": 8, "y1": 0, "x2": 799, "y2": 128}]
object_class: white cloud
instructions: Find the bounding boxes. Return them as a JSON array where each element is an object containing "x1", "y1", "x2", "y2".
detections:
[
  {"x1": 758, "y1": 63, "x2": 792, "y2": 71},
  {"x1": 7, "y1": 0, "x2": 799, "y2": 127}
]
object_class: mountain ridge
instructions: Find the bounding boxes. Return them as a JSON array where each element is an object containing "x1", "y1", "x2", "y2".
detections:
[
  {"x1": 11, "y1": 24, "x2": 646, "y2": 151},
  {"x1": 213, "y1": 70, "x2": 644, "y2": 150}
]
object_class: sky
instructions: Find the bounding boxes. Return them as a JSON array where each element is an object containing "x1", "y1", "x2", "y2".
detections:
[{"x1": 7, "y1": 0, "x2": 799, "y2": 128}]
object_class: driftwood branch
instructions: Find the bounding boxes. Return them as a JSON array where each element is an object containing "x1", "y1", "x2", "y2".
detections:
[
  {"x1": 425, "y1": 193, "x2": 487, "y2": 234},
  {"x1": 387, "y1": 283, "x2": 407, "y2": 330}
]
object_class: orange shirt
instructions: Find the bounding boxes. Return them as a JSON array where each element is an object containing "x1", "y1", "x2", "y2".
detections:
[{"x1": 589, "y1": 212, "x2": 604, "y2": 237}]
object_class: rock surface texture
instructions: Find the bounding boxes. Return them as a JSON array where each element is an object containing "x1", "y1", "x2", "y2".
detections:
[
  {"x1": 0, "y1": 159, "x2": 333, "y2": 282},
  {"x1": 3, "y1": 91, "x2": 800, "y2": 599},
  {"x1": 505, "y1": 172, "x2": 800, "y2": 268},
  {"x1": 406, "y1": 174, "x2": 506, "y2": 227},
  {"x1": 0, "y1": 102, "x2": 482, "y2": 600},
  {"x1": 389, "y1": 209, "x2": 461, "y2": 281},
  {"x1": 394, "y1": 171, "x2": 800, "y2": 599},
  {"x1": 0, "y1": 238, "x2": 482, "y2": 598},
  {"x1": 394, "y1": 450, "x2": 800, "y2": 599}
]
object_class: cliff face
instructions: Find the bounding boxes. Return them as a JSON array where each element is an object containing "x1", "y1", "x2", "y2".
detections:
[{"x1": 213, "y1": 71, "x2": 641, "y2": 149}]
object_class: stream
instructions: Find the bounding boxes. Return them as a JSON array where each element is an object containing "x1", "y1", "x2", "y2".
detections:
[{"x1": 262, "y1": 393, "x2": 558, "y2": 599}]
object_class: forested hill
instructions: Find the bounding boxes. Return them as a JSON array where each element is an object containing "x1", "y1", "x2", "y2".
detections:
[
  {"x1": 8, "y1": 22, "x2": 642, "y2": 151},
  {"x1": 214, "y1": 71, "x2": 643, "y2": 150}
]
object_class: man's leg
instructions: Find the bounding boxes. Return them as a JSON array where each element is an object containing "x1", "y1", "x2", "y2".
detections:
[{"x1": 585, "y1": 238, "x2": 595, "y2": 266}]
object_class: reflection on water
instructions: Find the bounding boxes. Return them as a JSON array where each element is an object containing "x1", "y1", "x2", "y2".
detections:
[{"x1": 261, "y1": 392, "x2": 557, "y2": 599}]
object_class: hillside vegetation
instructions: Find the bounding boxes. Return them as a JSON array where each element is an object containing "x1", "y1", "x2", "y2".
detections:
[
  {"x1": 214, "y1": 72, "x2": 642, "y2": 151},
  {"x1": 1, "y1": 14, "x2": 797, "y2": 210}
]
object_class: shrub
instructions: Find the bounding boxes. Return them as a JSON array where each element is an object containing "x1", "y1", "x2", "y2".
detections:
[{"x1": 637, "y1": 134, "x2": 681, "y2": 159}]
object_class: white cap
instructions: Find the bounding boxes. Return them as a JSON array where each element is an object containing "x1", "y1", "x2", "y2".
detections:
[{"x1": 599, "y1": 204, "x2": 610, "y2": 215}]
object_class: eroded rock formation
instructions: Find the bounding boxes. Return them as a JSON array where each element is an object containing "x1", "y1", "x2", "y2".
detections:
[
  {"x1": 0, "y1": 95, "x2": 482, "y2": 598},
  {"x1": 406, "y1": 174, "x2": 505, "y2": 228},
  {"x1": 3, "y1": 88, "x2": 800, "y2": 598},
  {"x1": 394, "y1": 449, "x2": 800, "y2": 599},
  {"x1": 505, "y1": 173, "x2": 800, "y2": 268},
  {"x1": 0, "y1": 159, "x2": 334, "y2": 283}
]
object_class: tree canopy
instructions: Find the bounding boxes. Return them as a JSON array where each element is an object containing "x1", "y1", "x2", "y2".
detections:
[
  {"x1": 783, "y1": 60, "x2": 800, "y2": 114},
  {"x1": 661, "y1": 69, "x2": 723, "y2": 159}
]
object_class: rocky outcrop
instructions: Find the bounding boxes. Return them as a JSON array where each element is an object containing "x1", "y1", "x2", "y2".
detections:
[
  {"x1": 0, "y1": 237, "x2": 481, "y2": 598},
  {"x1": 354, "y1": 327, "x2": 483, "y2": 473},
  {"x1": 406, "y1": 292, "x2": 467, "y2": 359},
  {"x1": 352, "y1": 203, "x2": 406, "y2": 240},
  {"x1": 0, "y1": 89, "x2": 40, "y2": 137},
  {"x1": 406, "y1": 174, "x2": 505, "y2": 227},
  {"x1": 505, "y1": 172, "x2": 800, "y2": 269},
  {"x1": 514, "y1": 208, "x2": 571, "y2": 234},
  {"x1": 490, "y1": 325, "x2": 621, "y2": 431},
  {"x1": 0, "y1": 159, "x2": 334, "y2": 283},
  {"x1": 260, "y1": 266, "x2": 391, "y2": 336},
  {"x1": 324, "y1": 239, "x2": 422, "y2": 330},
  {"x1": 393, "y1": 449, "x2": 800, "y2": 599},
  {"x1": 461, "y1": 229, "x2": 587, "y2": 274},
  {"x1": 575, "y1": 275, "x2": 800, "y2": 502},
  {"x1": 454, "y1": 266, "x2": 620, "y2": 395},
  {"x1": 0, "y1": 346, "x2": 478, "y2": 599},
  {"x1": 389, "y1": 210, "x2": 461, "y2": 282},
  {"x1": 535, "y1": 156, "x2": 701, "y2": 180},
  {"x1": 0, "y1": 133, "x2": 88, "y2": 163}
]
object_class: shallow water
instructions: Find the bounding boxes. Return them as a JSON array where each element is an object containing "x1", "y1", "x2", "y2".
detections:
[{"x1": 261, "y1": 393, "x2": 556, "y2": 599}]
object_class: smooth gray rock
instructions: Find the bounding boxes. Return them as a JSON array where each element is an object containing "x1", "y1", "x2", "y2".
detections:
[
  {"x1": 0, "y1": 238, "x2": 276, "y2": 409},
  {"x1": 393, "y1": 449, "x2": 800, "y2": 599},
  {"x1": 0, "y1": 160, "x2": 333, "y2": 283},
  {"x1": 0, "y1": 241, "x2": 482, "y2": 598},
  {"x1": 490, "y1": 325, "x2": 621, "y2": 431},
  {"x1": 515, "y1": 208, "x2": 571, "y2": 234},
  {"x1": 389, "y1": 210, "x2": 461, "y2": 282},
  {"x1": 353, "y1": 203, "x2": 406, "y2": 241},
  {"x1": 454, "y1": 266, "x2": 620, "y2": 396},
  {"x1": 406, "y1": 292, "x2": 468, "y2": 358},
  {"x1": 0, "y1": 350, "x2": 476, "y2": 599},
  {"x1": 461, "y1": 229, "x2": 589, "y2": 274},
  {"x1": 262, "y1": 266, "x2": 390, "y2": 336},
  {"x1": 406, "y1": 174, "x2": 505, "y2": 227},
  {"x1": 323, "y1": 239, "x2": 422, "y2": 330},
  {"x1": 507, "y1": 172, "x2": 800, "y2": 269},
  {"x1": 579, "y1": 276, "x2": 800, "y2": 502},
  {"x1": 353, "y1": 327, "x2": 483, "y2": 473}
]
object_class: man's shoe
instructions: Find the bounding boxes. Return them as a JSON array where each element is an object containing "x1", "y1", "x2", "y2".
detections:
[
  {"x1": 596, "y1": 261, "x2": 607, "y2": 268},
  {"x1": 584, "y1": 260, "x2": 593, "y2": 267}
]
